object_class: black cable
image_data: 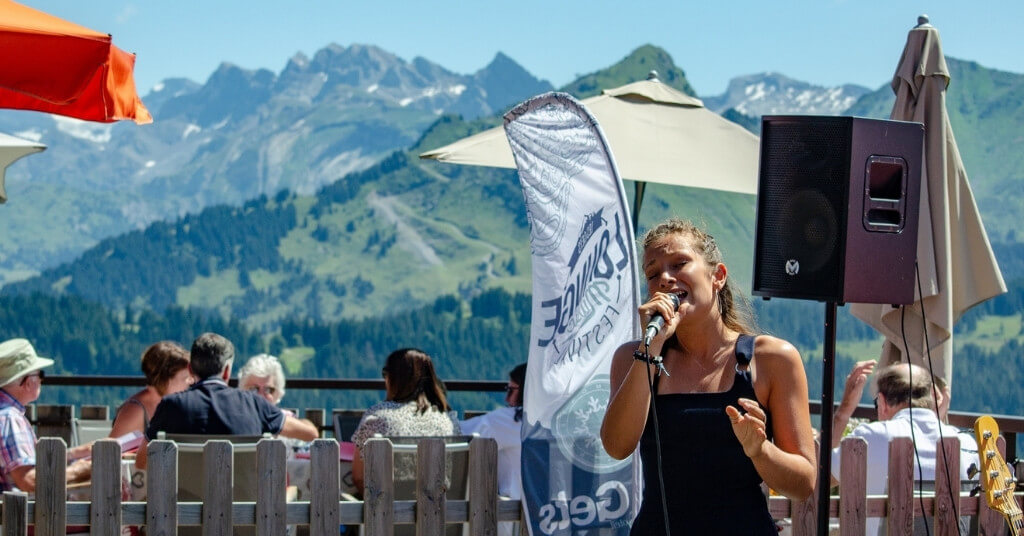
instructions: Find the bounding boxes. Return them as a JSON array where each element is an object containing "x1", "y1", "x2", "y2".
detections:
[
  {"x1": 912, "y1": 261, "x2": 960, "y2": 524},
  {"x1": 643, "y1": 342, "x2": 672, "y2": 536},
  {"x1": 900, "y1": 305, "x2": 932, "y2": 536}
]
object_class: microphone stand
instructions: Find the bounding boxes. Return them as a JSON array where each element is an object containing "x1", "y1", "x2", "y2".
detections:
[{"x1": 816, "y1": 302, "x2": 838, "y2": 536}]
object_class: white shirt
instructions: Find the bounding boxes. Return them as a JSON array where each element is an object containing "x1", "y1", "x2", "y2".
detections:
[
  {"x1": 830, "y1": 407, "x2": 979, "y2": 535},
  {"x1": 461, "y1": 406, "x2": 523, "y2": 499}
]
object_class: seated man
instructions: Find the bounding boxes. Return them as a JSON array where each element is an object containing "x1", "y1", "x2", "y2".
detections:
[
  {"x1": 137, "y1": 332, "x2": 317, "y2": 468},
  {"x1": 0, "y1": 338, "x2": 91, "y2": 492},
  {"x1": 830, "y1": 362, "x2": 978, "y2": 535}
]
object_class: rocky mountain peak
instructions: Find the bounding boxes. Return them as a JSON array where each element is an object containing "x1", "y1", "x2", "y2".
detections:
[
  {"x1": 702, "y1": 72, "x2": 871, "y2": 117},
  {"x1": 158, "y1": 62, "x2": 275, "y2": 126},
  {"x1": 456, "y1": 52, "x2": 552, "y2": 118}
]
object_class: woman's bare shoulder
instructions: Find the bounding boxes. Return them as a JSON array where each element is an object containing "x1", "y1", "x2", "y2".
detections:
[
  {"x1": 609, "y1": 339, "x2": 642, "y2": 371},
  {"x1": 751, "y1": 334, "x2": 802, "y2": 367}
]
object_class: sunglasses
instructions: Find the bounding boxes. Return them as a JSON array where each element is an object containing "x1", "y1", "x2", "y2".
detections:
[
  {"x1": 20, "y1": 370, "x2": 45, "y2": 385},
  {"x1": 247, "y1": 385, "x2": 278, "y2": 396}
]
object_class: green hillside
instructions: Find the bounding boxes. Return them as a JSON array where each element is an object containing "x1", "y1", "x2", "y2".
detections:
[
  {"x1": 6, "y1": 280, "x2": 1024, "y2": 416},
  {"x1": 6, "y1": 46, "x2": 737, "y2": 326},
  {"x1": 12, "y1": 48, "x2": 1024, "y2": 326},
  {"x1": 559, "y1": 44, "x2": 698, "y2": 99},
  {"x1": 3, "y1": 46, "x2": 1024, "y2": 417}
]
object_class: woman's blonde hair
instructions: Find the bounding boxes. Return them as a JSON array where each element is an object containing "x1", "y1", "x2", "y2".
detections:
[{"x1": 641, "y1": 218, "x2": 758, "y2": 335}]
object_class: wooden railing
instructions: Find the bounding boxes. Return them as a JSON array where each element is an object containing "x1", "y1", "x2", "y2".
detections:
[
  {"x1": 0, "y1": 435, "x2": 1022, "y2": 535},
  {"x1": 37, "y1": 374, "x2": 1024, "y2": 443}
]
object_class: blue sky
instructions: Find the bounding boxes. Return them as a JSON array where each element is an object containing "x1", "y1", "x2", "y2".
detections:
[{"x1": 25, "y1": 0, "x2": 1024, "y2": 97}]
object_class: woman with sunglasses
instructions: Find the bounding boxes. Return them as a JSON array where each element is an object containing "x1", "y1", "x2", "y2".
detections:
[
  {"x1": 237, "y1": 354, "x2": 288, "y2": 407},
  {"x1": 350, "y1": 348, "x2": 460, "y2": 495},
  {"x1": 237, "y1": 353, "x2": 317, "y2": 428}
]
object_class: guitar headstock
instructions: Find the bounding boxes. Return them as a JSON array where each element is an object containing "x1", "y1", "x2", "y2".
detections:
[{"x1": 975, "y1": 415, "x2": 1023, "y2": 536}]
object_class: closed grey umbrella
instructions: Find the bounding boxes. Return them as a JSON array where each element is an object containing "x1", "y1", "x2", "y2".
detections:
[{"x1": 850, "y1": 16, "x2": 1006, "y2": 388}]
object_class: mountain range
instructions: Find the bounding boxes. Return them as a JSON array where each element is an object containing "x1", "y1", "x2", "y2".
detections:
[
  {"x1": 0, "y1": 43, "x2": 551, "y2": 286},
  {"x1": 702, "y1": 71, "x2": 871, "y2": 117},
  {"x1": 3, "y1": 44, "x2": 1023, "y2": 332}
]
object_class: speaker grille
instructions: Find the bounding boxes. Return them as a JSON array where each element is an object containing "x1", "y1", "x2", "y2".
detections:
[{"x1": 754, "y1": 117, "x2": 851, "y2": 300}]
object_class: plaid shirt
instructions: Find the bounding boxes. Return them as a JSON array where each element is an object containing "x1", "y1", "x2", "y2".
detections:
[{"x1": 0, "y1": 389, "x2": 36, "y2": 491}]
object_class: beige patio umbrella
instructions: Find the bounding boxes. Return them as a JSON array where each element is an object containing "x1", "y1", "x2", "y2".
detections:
[
  {"x1": 850, "y1": 16, "x2": 1006, "y2": 389},
  {"x1": 0, "y1": 131, "x2": 45, "y2": 203},
  {"x1": 419, "y1": 73, "x2": 760, "y2": 228}
]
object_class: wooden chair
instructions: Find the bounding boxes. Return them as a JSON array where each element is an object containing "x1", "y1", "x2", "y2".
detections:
[
  {"x1": 32, "y1": 403, "x2": 74, "y2": 443},
  {"x1": 158, "y1": 432, "x2": 270, "y2": 536},
  {"x1": 79, "y1": 405, "x2": 110, "y2": 420},
  {"x1": 332, "y1": 409, "x2": 364, "y2": 442},
  {"x1": 71, "y1": 417, "x2": 113, "y2": 447},
  {"x1": 377, "y1": 434, "x2": 477, "y2": 536}
]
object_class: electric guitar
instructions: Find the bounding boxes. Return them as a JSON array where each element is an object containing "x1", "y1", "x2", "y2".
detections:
[{"x1": 974, "y1": 415, "x2": 1023, "y2": 535}]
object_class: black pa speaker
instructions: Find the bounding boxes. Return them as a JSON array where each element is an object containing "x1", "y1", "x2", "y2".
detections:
[{"x1": 752, "y1": 115, "x2": 924, "y2": 304}]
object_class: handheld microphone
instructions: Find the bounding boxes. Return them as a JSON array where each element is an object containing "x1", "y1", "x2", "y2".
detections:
[{"x1": 642, "y1": 294, "x2": 680, "y2": 346}]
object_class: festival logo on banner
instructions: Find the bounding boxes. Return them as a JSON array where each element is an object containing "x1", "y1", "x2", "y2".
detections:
[{"x1": 504, "y1": 93, "x2": 640, "y2": 536}]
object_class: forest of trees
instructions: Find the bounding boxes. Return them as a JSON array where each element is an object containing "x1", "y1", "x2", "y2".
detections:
[
  {"x1": 1, "y1": 279, "x2": 1021, "y2": 415},
  {"x1": 3, "y1": 193, "x2": 299, "y2": 312}
]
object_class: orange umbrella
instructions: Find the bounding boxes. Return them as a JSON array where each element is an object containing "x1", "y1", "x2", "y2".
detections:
[{"x1": 0, "y1": 0, "x2": 152, "y2": 124}]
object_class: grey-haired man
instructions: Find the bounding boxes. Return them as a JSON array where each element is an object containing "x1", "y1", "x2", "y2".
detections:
[{"x1": 136, "y1": 332, "x2": 317, "y2": 468}]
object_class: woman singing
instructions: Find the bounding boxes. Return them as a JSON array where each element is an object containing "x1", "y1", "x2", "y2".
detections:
[{"x1": 601, "y1": 218, "x2": 815, "y2": 535}]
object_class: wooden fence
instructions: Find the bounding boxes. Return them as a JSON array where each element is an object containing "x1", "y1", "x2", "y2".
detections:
[
  {"x1": 770, "y1": 436, "x2": 1019, "y2": 536},
  {"x1": 0, "y1": 436, "x2": 1021, "y2": 535},
  {"x1": 31, "y1": 397, "x2": 1024, "y2": 461}
]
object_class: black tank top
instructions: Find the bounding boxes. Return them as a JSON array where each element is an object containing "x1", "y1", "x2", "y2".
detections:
[{"x1": 630, "y1": 334, "x2": 777, "y2": 535}]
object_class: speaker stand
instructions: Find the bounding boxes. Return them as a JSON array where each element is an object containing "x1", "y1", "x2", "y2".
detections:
[{"x1": 816, "y1": 301, "x2": 838, "y2": 536}]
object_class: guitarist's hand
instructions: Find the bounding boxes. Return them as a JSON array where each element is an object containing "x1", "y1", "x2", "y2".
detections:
[{"x1": 726, "y1": 398, "x2": 768, "y2": 458}]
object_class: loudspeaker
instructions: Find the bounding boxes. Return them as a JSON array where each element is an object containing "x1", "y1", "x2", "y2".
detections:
[{"x1": 752, "y1": 115, "x2": 923, "y2": 304}]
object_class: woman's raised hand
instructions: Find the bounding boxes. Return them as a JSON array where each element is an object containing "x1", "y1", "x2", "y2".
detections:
[
  {"x1": 726, "y1": 398, "x2": 768, "y2": 458},
  {"x1": 637, "y1": 292, "x2": 680, "y2": 347}
]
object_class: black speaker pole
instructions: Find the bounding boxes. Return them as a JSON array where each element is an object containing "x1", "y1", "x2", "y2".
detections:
[{"x1": 816, "y1": 301, "x2": 838, "y2": 536}]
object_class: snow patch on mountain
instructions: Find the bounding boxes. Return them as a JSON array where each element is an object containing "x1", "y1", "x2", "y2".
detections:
[
  {"x1": 52, "y1": 117, "x2": 112, "y2": 144},
  {"x1": 704, "y1": 72, "x2": 871, "y2": 117}
]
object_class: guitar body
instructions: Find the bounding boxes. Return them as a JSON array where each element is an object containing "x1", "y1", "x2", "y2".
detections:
[{"x1": 975, "y1": 415, "x2": 1023, "y2": 536}]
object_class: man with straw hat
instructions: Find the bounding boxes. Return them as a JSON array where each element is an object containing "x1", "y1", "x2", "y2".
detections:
[{"x1": 0, "y1": 338, "x2": 91, "y2": 492}]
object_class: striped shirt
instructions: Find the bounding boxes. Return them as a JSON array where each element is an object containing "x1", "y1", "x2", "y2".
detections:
[{"x1": 0, "y1": 389, "x2": 36, "y2": 492}]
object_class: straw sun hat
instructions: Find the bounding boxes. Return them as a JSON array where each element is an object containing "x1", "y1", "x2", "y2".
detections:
[{"x1": 0, "y1": 338, "x2": 54, "y2": 386}]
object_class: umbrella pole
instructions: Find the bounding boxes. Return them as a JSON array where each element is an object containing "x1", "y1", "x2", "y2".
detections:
[
  {"x1": 632, "y1": 182, "x2": 646, "y2": 235},
  {"x1": 817, "y1": 301, "x2": 838, "y2": 535}
]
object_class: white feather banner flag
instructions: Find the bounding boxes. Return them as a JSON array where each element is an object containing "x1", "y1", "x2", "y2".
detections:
[{"x1": 504, "y1": 92, "x2": 641, "y2": 535}]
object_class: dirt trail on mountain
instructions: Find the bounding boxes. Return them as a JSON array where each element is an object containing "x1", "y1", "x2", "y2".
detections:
[{"x1": 366, "y1": 191, "x2": 442, "y2": 266}]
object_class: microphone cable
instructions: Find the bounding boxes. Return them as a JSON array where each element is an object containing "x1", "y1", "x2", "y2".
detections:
[
  {"x1": 900, "y1": 304, "x2": 932, "y2": 536},
  {"x1": 642, "y1": 341, "x2": 672, "y2": 536},
  {"x1": 896, "y1": 260, "x2": 958, "y2": 536},
  {"x1": 912, "y1": 261, "x2": 960, "y2": 526}
]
